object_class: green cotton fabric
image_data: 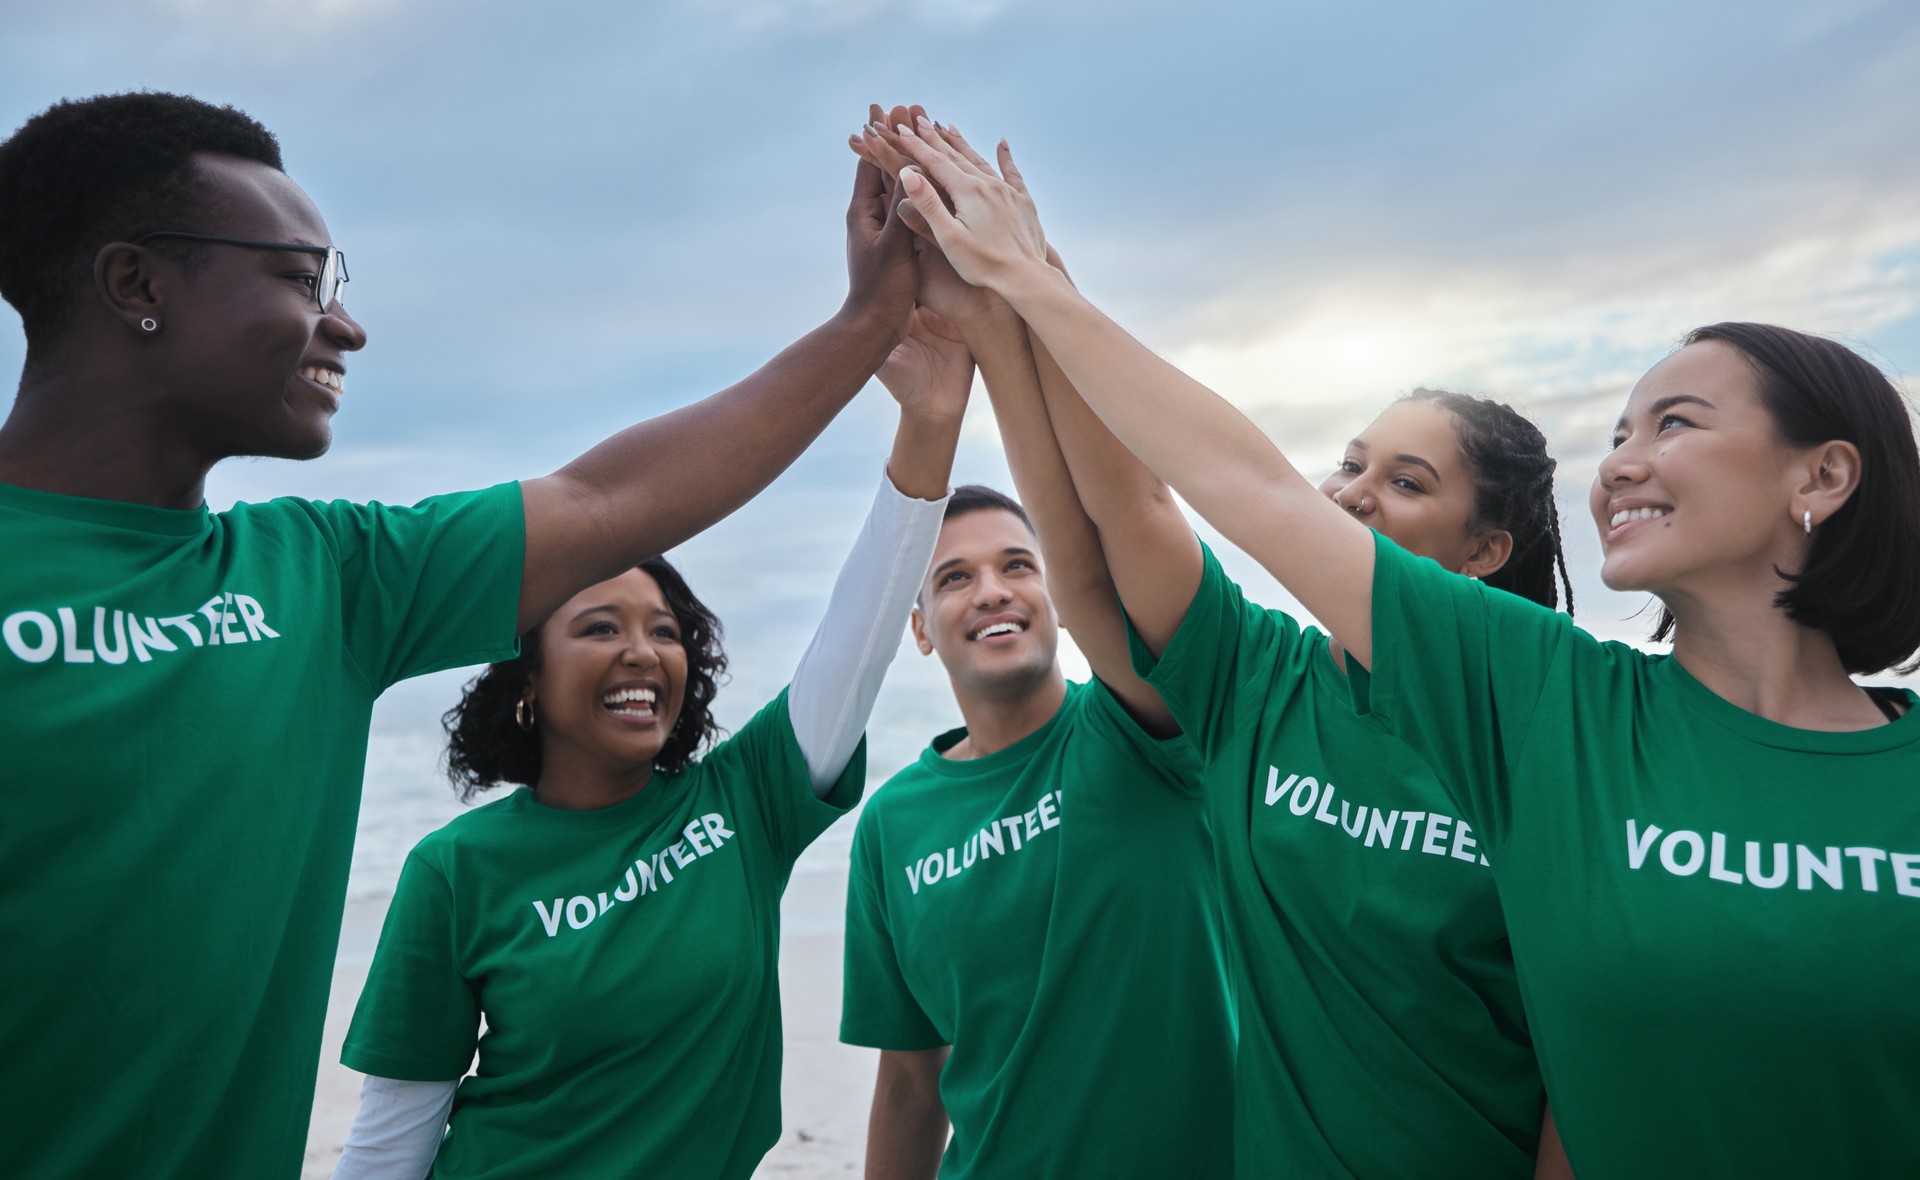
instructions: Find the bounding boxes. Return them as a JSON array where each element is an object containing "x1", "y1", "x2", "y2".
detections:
[
  {"x1": 343, "y1": 690, "x2": 863, "y2": 1180},
  {"x1": 0, "y1": 480, "x2": 524, "y2": 1180},
  {"x1": 840, "y1": 679, "x2": 1235, "y2": 1180},
  {"x1": 1127, "y1": 543, "x2": 1540, "y2": 1178},
  {"x1": 1351, "y1": 531, "x2": 1920, "y2": 1179}
]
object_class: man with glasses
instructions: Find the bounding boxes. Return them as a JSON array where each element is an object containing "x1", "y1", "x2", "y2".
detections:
[{"x1": 0, "y1": 91, "x2": 915, "y2": 1179}]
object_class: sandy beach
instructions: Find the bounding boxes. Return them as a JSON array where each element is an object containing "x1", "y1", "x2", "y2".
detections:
[{"x1": 302, "y1": 862, "x2": 877, "y2": 1179}]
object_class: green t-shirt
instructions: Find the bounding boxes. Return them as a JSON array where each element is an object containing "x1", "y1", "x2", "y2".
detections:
[
  {"x1": 840, "y1": 679, "x2": 1235, "y2": 1180},
  {"x1": 0, "y1": 480, "x2": 523, "y2": 1180},
  {"x1": 342, "y1": 689, "x2": 863, "y2": 1180},
  {"x1": 1352, "y1": 531, "x2": 1920, "y2": 1179},
  {"x1": 1127, "y1": 543, "x2": 1539, "y2": 1178}
]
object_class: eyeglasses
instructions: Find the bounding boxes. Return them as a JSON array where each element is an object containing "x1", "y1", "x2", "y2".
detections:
[{"x1": 133, "y1": 231, "x2": 349, "y2": 312}]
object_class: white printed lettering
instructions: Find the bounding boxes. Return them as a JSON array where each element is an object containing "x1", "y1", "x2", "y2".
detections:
[
  {"x1": 92, "y1": 609, "x2": 129, "y2": 665},
  {"x1": 219, "y1": 593, "x2": 248, "y2": 644},
  {"x1": 534, "y1": 899, "x2": 566, "y2": 937},
  {"x1": 233, "y1": 594, "x2": 279, "y2": 639},
  {"x1": 1313, "y1": 783, "x2": 1340, "y2": 825},
  {"x1": 1660, "y1": 830, "x2": 1705, "y2": 876},
  {"x1": 668, "y1": 841, "x2": 695, "y2": 869},
  {"x1": 684, "y1": 821, "x2": 712, "y2": 856},
  {"x1": 1708, "y1": 832, "x2": 1744, "y2": 884},
  {"x1": 196, "y1": 597, "x2": 225, "y2": 646},
  {"x1": 1892, "y1": 854, "x2": 1920, "y2": 899},
  {"x1": 1038, "y1": 793, "x2": 1059, "y2": 830},
  {"x1": 1626, "y1": 820, "x2": 1663, "y2": 869},
  {"x1": 127, "y1": 616, "x2": 177, "y2": 662},
  {"x1": 565, "y1": 896, "x2": 595, "y2": 930},
  {"x1": 1023, "y1": 809, "x2": 1040, "y2": 840},
  {"x1": 1846, "y1": 847, "x2": 1887, "y2": 891},
  {"x1": 905, "y1": 861, "x2": 923, "y2": 895},
  {"x1": 1001, "y1": 816, "x2": 1025, "y2": 851},
  {"x1": 922, "y1": 853, "x2": 945, "y2": 885},
  {"x1": 1266, "y1": 769, "x2": 1298, "y2": 807},
  {"x1": 1745, "y1": 842, "x2": 1789, "y2": 889},
  {"x1": 3, "y1": 611, "x2": 56, "y2": 663},
  {"x1": 701, "y1": 813, "x2": 734, "y2": 845},
  {"x1": 1340, "y1": 801, "x2": 1367, "y2": 838},
  {"x1": 1397, "y1": 812, "x2": 1427, "y2": 851},
  {"x1": 615, "y1": 867, "x2": 640, "y2": 902},
  {"x1": 1450, "y1": 821, "x2": 1479, "y2": 863},
  {"x1": 1422, "y1": 813, "x2": 1452, "y2": 856},
  {"x1": 1288, "y1": 776, "x2": 1319, "y2": 817},
  {"x1": 1797, "y1": 845, "x2": 1844, "y2": 891},
  {"x1": 159, "y1": 615, "x2": 204, "y2": 647},
  {"x1": 57, "y1": 607, "x2": 95, "y2": 663},
  {"x1": 1365, "y1": 809, "x2": 1399, "y2": 848},
  {"x1": 979, "y1": 824, "x2": 1004, "y2": 858}
]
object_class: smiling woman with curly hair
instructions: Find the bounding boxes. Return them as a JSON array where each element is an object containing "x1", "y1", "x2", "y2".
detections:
[{"x1": 331, "y1": 303, "x2": 976, "y2": 1180}]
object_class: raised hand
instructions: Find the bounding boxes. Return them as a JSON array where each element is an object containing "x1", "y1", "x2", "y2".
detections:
[
  {"x1": 842, "y1": 153, "x2": 918, "y2": 342},
  {"x1": 877, "y1": 305, "x2": 973, "y2": 425},
  {"x1": 873, "y1": 119, "x2": 1048, "y2": 294}
]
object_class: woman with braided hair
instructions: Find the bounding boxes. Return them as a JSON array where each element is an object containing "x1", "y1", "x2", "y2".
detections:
[
  {"x1": 856, "y1": 113, "x2": 1575, "y2": 1178},
  {"x1": 880, "y1": 115, "x2": 1920, "y2": 1178}
]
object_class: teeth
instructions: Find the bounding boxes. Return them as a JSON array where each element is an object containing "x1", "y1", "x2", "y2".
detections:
[
  {"x1": 973, "y1": 622, "x2": 1022, "y2": 640},
  {"x1": 1610, "y1": 507, "x2": 1669, "y2": 527},
  {"x1": 602, "y1": 687, "x2": 657, "y2": 707},
  {"x1": 300, "y1": 366, "x2": 344, "y2": 392}
]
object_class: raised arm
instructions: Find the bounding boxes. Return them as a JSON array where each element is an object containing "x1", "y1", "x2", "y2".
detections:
[
  {"x1": 514, "y1": 157, "x2": 916, "y2": 633},
  {"x1": 879, "y1": 121, "x2": 1378, "y2": 665},
  {"x1": 854, "y1": 117, "x2": 1176, "y2": 731},
  {"x1": 786, "y1": 305, "x2": 965, "y2": 795}
]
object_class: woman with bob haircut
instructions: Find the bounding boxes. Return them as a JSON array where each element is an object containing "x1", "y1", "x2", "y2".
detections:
[
  {"x1": 329, "y1": 303, "x2": 973, "y2": 1180},
  {"x1": 880, "y1": 118, "x2": 1920, "y2": 1178}
]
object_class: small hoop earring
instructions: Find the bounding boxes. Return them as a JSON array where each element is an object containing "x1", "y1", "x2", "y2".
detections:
[
  {"x1": 1804, "y1": 509, "x2": 1813, "y2": 536},
  {"x1": 515, "y1": 698, "x2": 535, "y2": 731},
  {"x1": 139, "y1": 317, "x2": 158, "y2": 333}
]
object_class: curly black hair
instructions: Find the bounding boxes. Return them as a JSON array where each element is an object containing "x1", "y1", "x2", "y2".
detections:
[
  {"x1": 1402, "y1": 388, "x2": 1575, "y2": 614},
  {"x1": 442, "y1": 558, "x2": 730, "y2": 801},
  {"x1": 0, "y1": 91, "x2": 282, "y2": 363}
]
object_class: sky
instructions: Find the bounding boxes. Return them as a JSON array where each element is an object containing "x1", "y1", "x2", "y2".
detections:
[{"x1": 5, "y1": 0, "x2": 1919, "y2": 780}]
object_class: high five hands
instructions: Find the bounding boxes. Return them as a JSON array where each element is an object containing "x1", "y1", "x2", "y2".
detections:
[{"x1": 851, "y1": 106, "x2": 1051, "y2": 297}]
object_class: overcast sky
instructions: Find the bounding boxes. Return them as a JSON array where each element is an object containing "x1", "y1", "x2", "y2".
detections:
[{"x1": 5, "y1": 0, "x2": 1918, "y2": 750}]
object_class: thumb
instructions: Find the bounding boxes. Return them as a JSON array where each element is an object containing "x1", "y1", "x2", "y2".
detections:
[
  {"x1": 899, "y1": 168, "x2": 960, "y2": 243},
  {"x1": 896, "y1": 196, "x2": 932, "y2": 238}
]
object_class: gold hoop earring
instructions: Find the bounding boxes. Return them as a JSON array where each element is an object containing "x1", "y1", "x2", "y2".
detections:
[{"x1": 515, "y1": 698, "x2": 535, "y2": 731}]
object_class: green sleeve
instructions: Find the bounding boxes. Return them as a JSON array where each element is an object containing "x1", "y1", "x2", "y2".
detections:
[
  {"x1": 1346, "y1": 531, "x2": 1572, "y2": 847},
  {"x1": 701, "y1": 688, "x2": 866, "y2": 870},
  {"x1": 341, "y1": 848, "x2": 480, "y2": 1081},
  {"x1": 1125, "y1": 541, "x2": 1317, "y2": 768},
  {"x1": 1073, "y1": 676, "x2": 1206, "y2": 797},
  {"x1": 307, "y1": 483, "x2": 525, "y2": 690},
  {"x1": 839, "y1": 811, "x2": 947, "y2": 1051}
]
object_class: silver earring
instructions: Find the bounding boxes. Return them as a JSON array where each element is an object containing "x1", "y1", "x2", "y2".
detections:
[
  {"x1": 139, "y1": 317, "x2": 158, "y2": 332},
  {"x1": 1804, "y1": 509, "x2": 1813, "y2": 536},
  {"x1": 515, "y1": 698, "x2": 535, "y2": 731}
]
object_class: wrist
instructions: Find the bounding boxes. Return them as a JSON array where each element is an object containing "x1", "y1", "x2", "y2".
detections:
[
  {"x1": 990, "y1": 256, "x2": 1072, "y2": 311},
  {"x1": 831, "y1": 298, "x2": 909, "y2": 355}
]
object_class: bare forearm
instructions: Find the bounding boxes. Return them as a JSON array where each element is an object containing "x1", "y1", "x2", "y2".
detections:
[
  {"x1": 964, "y1": 311, "x2": 1174, "y2": 730},
  {"x1": 887, "y1": 404, "x2": 964, "y2": 502},
  {"x1": 518, "y1": 307, "x2": 899, "y2": 631},
  {"x1": 1027, "y1": 330, "x2": 1201, "y2": 658},
  {"x1": 1001, "y1": 263, "x2": 1376, "y2": 663},
  {"x1": 866, "y1": 1052, "x2": 950, "y2": 1180}
]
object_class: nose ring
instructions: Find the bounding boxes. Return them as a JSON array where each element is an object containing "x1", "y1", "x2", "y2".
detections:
[{"x1": 1346, "y1": 495, "x2": 1373, "y2": 516}]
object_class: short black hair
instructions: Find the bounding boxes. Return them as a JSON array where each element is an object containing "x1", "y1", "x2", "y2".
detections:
[
  {"x1": 944, "y1": 484, "x2": 1033, "y2": 530},
  {"x1": 0, "y1": 91, "x2": 282, "y2": 362},
  {"x1": 1650, "y1": 323, "x2": 1920, "y2": 674},
  {"x1": 1402, "y1": 389, "x2": 1574, "y2": 613},
  {"x1": 442, "y1": 558, "x2": 730, "y2": 801}
]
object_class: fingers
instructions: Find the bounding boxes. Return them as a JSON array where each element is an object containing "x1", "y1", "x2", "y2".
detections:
[
  {"x1": 848, "y1": 154, "x2": 887, "y2": 227},
  {"x1": 996, "y1": 140, "x2": 1029, "y2": 197},
  {"x1": 857, "y1": 124, "x2": 916, "y2": 178},
  {"x1": 897, "y1": 167, "x2": 963, "y2": 245},
  {"x1": 938, "y1": 124, "x2": 995, "y2": 173},
  {"x1": 896, "y1": 197, "x2": 931, "y2": 238}
]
